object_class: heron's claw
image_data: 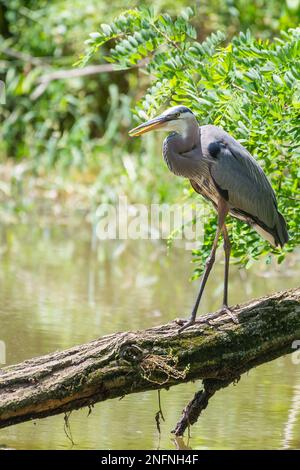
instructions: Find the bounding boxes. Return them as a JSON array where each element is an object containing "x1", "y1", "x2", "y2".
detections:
[
  {"x1": 219, "y1": 305, "x2": 239, "y2": 324},
  {"x1": 178, "y1": 319, "x2": 195, "y2": 333},
  {"x1": 174, "y1": 316, "x2": 196, "y2": 333},
  {"x1": 174, "y1": 315, "x2": 215, "y2": 332}
]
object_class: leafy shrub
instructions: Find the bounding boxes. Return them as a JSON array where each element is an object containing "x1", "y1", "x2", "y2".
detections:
[
  {"x1": 1, "y1": 0, "x2": 299, "y2": 171},
  {"x1": 83, "y1": 7, "x2": 300, "y2": 271}
]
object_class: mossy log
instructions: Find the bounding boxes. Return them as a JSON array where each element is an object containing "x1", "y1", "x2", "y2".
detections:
[{"x1": 0, "y1": 287, "x2": 299, "y2": 434}]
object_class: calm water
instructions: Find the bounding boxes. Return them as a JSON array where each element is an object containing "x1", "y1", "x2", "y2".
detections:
[{"x1": 0, "y1": 219, "x2": 299, "y2": 450}]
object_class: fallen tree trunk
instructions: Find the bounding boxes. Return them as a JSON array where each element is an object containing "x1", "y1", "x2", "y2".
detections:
[{"x1": 0, "y1": 287, "x2": 299, "y2": 433}]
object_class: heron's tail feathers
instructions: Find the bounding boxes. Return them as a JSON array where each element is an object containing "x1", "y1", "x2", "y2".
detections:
[
  {"x1": 274, "y1": 211, "x2": 289, "y2": 248},
  {"x1": 231, "y1": 206, "x2": 289, "y2": 248},
  {"x1": 253, "y1": 210, "x2": 289, "y2": 248}
]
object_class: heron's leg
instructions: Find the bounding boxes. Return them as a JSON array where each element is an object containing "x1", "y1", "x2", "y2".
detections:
[
  {"x1": 222, "y1": 224, "x2": 230, "y2": 308},
  {"x1": 178, "y1": 199, "x2": 228, "y2": 333},
  {"x1": 219, "y1": 226, "x2": 238, "y2": 324}
]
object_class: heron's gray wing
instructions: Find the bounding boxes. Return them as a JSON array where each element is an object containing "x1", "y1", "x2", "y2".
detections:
[{"x1": 205, "y1": 128, "x2": 278, "y2": 230}]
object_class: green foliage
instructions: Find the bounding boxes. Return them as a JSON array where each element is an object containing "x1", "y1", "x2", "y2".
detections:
[
  {"x1": 2, "y1": 0, "x2": 299, "y2": 173},
  {"x1": 83, "y1": 7, "x2": 300, "y2": 272},
  {"x1": 0, "y1": 0, "x2": 135, "y2": 173},
  {"x1": 1, "y1": 1, "x2": 299, "y2": 271}
]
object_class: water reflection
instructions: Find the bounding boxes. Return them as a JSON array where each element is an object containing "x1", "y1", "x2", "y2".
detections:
[
  {"x1": 0, "y1": 221, "x2": 299, "y2": 449},
  {"x1": 173, "y1": 436, "x2": 192, "y2": 450},
  {"x1": 282, "y1": 383, "x2": 300, "y2": 449}
]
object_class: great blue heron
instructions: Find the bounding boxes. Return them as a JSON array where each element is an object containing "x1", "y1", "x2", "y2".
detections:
[{"x1": 129, "y1": 105, "x2": 289, "y2": 331}]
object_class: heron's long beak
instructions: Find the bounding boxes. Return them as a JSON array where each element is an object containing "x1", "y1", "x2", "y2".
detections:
[{"x1": 129, "y1": 115, "x2": 170, "y2": 137}]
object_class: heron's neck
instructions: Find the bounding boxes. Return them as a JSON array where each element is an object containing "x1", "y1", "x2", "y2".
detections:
[{"x1": 172, "y1": 119, "x2": 200, "y2": 152}]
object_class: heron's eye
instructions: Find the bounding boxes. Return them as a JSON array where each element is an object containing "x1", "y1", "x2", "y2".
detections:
[{"x1": 174, "y1": 112, "x2": 180, "y2": 118}]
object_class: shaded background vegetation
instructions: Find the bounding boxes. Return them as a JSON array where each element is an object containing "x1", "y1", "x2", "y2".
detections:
[
  {"x1": 0, "y1": 0, "x2": 299, "y2": 270},
  {"x1": 0, "y1": 1, "x2": 300, "y2": 451}
]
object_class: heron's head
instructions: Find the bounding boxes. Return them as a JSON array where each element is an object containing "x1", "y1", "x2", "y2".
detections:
[{"x1": 129, "y1": 105, "x2": 196, "y2": 138}]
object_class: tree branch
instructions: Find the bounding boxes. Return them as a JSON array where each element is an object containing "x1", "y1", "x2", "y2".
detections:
[
  {"x1": 30, "y1": 64, "x2": 120, "y2": 100},
  {"x1": 0, "y1": 287, "x2": 299, "y2": 433},
  {"x1": 2, "y1": 47, "x2": 45, "y2": 66},
  {"x1": 2, "y1": 45, "x2": 149, "y2": 100},
  {"x1": 30, "y1": 60, "x2": 148, "y2": 100},
  {"x1": 172, "y1": 376, "x2": 240, "y2": 436}
]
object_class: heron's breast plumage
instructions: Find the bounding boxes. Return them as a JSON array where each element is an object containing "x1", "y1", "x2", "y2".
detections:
[
  {"x1": 163, "y1": 130, "x2": 219, "y2": 205},
  {"x1": 191, "y1": 172, "x2": 219, "y2": 207}
]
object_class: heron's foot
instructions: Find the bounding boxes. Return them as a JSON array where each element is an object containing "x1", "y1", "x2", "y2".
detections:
[
  {"x1": 174, "y1": 315, "x2": 197, "y2": 333},
  {"x1": 175, "y1": 314, "x2": 216, "y2": 331},
  {"x1": 178, "y1": 318, "x2": 196, "y2": 333},
  {"x1": 219, "y1": 305, "x2": 239, "y2": 324}
]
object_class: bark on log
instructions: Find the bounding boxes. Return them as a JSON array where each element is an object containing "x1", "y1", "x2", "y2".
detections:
[{"x1": 0, "y1": 287, "x2": 299, "y2": 433}]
